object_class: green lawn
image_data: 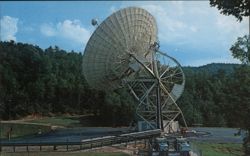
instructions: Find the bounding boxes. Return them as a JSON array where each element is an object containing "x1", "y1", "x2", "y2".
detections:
[
  {"x1": 0, "y1": 122, "x2": 51, "y2": 139},
  {"x1": 0, "y1": 115, "x2": 92, "y2": 139},
  {"x1": 192, "y1": 142, "x2": 244, "y2": 156},
  {"x1": 26, "y1": 116, "x2": 81, "y2": 127},
  {"x1": 0, "y1": 152, "x2": 129, "y2": 156}
]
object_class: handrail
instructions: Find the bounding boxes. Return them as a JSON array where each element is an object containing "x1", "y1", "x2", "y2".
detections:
[{"x1": 0, "y1": 129, "x2": 161, "y2": 152}]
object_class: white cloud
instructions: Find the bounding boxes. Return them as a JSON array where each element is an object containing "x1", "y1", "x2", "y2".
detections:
[
  {"x1": 0, "y1": 16, "x2": 18, "y2": 41},
  {"x1": 119, "y1": 1, "x2": 247, "y2": 45},
  {"x1": 216, "y1": 15, "x2": 248, "y2": 39},
  {"x1": 124, "y1": 2, "x2": 205, "y2": 44},
  {"x1": 140, "y1": 4, "x2": 188, "y2": 43},
  {"x1": 40, "y1": 23, "x2": 56, "y2": 37},
  {"x1": 40, "y1": 19, "x2": 91, "y2": 45},
  {"x1": 58, "y1": 20, "x2": 90, "y2": 44},
  {"x1": 115, "y1": 1, "x2": 247, "y2": 66}
]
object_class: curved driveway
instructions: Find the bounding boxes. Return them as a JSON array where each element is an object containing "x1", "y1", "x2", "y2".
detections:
[
  {"x1": 1, "y1": 127, "x2": 245, "y2": 144},
  {"x1": 188, "y1": 127, "x2": 245, "y2": 143},
  {"x1": 1, "y1": 127, "x2": 130, "y2": 144}
]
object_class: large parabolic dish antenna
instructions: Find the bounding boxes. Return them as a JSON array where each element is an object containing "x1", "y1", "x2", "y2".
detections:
[
  {"x1": 83, "y1": 7, "x2": 158, "y2": 90},
  {"x1": 83, "y1": 7, "x2": 187, "y2": 131}
]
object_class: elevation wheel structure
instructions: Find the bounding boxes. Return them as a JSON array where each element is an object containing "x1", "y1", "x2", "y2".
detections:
[
  {"x1": 124, "y1": 50, "x2": 186, "y2": 130},
  {"x1": 155, "y1": 51, "x2": 187, "y2": 130}
]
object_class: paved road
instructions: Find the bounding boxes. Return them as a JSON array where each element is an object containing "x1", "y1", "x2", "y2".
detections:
[
  {"x1": 1, "y1": 127, "x2": 246, "y2": 144},
  {"x1": 1, "y1": 127, "x2": 131, "y2": 144},
  {"x1": 188, "y1": 127, "x2": 246, "y2": 143}
]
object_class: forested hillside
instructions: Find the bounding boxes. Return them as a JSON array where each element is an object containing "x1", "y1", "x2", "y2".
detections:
[
  {"x1": 0, "y1": 41, "x2": 134, "y2": 126},
  {"x1": 181, "y1": 64, "x2": 250, "y2": 129},
  {"x1": 0, "y1": 41, "x2": 249, "y2": 130},
  {"x1": 183, "y1": 63, "x2": 240, "y2": 74}
]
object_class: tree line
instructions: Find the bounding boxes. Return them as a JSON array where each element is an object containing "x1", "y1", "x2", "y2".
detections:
[
  {"x1": 180, "y1": 64, "x2": 250, "y2": 130},
  {"x1": 0, "y1": 41, "x2": 135, "y2": 126},
  {"x1": 0, "y1": 41, "x2": 249, "y2": 130}
]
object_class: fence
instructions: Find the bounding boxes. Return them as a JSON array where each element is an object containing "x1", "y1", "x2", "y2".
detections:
[{"x1": 0, "y1": 129, "x2": 161, "y2": 153}]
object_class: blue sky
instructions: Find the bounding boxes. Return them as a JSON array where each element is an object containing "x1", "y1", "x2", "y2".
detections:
[{"x1": 0, "y1": 1, "x2": 248, "y2": 66}]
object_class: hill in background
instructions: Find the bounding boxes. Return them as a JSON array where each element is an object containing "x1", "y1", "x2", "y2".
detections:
[{"x1": 183, "y1": 63, "x2": 240, "y2": 75}]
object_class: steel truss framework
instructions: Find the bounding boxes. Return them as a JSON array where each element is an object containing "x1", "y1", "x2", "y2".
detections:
[{"x1": 123, "y1": 51, "x2": 187, "y2": 131}]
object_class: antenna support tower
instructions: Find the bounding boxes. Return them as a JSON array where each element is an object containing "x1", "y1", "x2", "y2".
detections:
[{"x1": 83, "y1": 7, "x2": 187, "y2": 132}]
